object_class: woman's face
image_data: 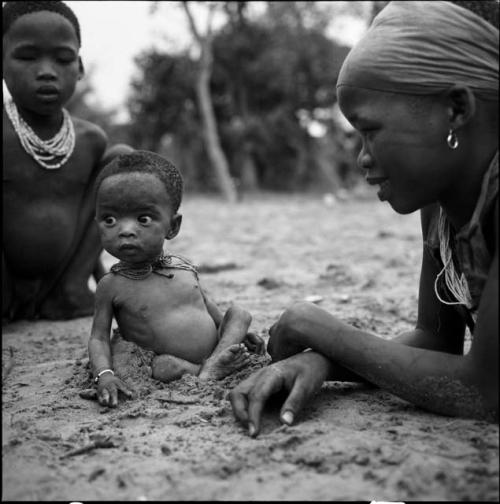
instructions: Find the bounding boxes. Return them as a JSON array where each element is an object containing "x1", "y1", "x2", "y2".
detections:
[{"x1": 338, "y1": 86, "x2": 455, "y2": 214}]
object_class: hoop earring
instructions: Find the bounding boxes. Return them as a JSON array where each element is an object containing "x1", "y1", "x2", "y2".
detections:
[{"x1": 447, "y1": 129, "x2": 459, "y2": 149}]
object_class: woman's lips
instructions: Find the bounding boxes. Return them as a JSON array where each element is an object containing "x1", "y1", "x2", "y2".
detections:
[{"x1": 366, "y1": 177, "x2": 390, "y2": 201}]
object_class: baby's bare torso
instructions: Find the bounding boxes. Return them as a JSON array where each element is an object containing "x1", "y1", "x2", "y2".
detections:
[{"x1": 110, "y1": 269, "x2": 218, "y2": 364}]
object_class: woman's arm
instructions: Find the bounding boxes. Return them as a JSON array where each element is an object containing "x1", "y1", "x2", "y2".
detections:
[
  {"x1": 231, "y1": 207, "x2": 498, "y2": 435},
  {"x1": 271, "y1": 226, "x2": 497, "y2": 420},
  {"x1": 269, "y1": 206, "x2": 467, "y2": 375}
]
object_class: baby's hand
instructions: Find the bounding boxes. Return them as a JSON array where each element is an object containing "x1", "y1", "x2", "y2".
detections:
[
  {"x1": 243, "y1": 332, "x2": 266, "y2": 356},
  {"x1": 97, "y1": 374, "x2": 135, "y2": 407}
]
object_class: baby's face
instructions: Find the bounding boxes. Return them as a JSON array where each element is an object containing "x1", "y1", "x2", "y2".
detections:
[
  {"x1": 3, "y1": 11, "x2": 82, "y2": 114},
  {"x1": 96, "y1": 173, "x2": 181, "y2": 264}
]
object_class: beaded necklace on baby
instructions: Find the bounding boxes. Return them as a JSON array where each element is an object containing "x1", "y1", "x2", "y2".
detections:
[
  {"x1": 110, "y1": 253, "x2": 199, "y2": 281},
  {"x1": 433, "y1": 207, "x2": 476, "y2": 321},
  {"x1": 4, "y1": 95, "x2": 75, "y2": 170}
]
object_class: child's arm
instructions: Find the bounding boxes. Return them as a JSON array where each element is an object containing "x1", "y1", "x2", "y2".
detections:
[
  {"x1": 88, "y1": 276, "x2": 134, "y2": 407},
  {"x1": 200, "y1": 282, "x2": 266, "y2": 355},
  {"x1": 98, "y1": 143, "x2": 135, "y2": 169}
]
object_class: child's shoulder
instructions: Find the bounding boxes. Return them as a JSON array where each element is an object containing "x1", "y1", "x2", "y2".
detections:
[
  {"x1": 71, "y1": 116, "x2": 108, "y2": 150},
  {"x1": 96, "y1": 271, "x2": 119, "y2": 295}
]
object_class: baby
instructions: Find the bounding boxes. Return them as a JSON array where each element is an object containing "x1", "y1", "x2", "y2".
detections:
[{"x1": 88, "y1": 151, "x2": 265, "y2": 407}]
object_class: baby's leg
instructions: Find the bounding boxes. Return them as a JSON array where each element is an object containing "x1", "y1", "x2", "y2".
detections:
[
  {"x1": 198, "y1": 305, "x2": 252, "y2": 380},
  {"x1": 151, "y1": 354, "x2": 201, "y2": 382}
]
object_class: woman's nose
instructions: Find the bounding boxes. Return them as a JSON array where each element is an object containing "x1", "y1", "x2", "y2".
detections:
[{"x1": 357, "y1": 149, "x2": 374, "y2": 171}]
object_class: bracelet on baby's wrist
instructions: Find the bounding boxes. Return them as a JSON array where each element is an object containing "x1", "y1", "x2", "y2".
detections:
[{"x1": 94, "y1": 368, "x2": 114, "y2": 384}]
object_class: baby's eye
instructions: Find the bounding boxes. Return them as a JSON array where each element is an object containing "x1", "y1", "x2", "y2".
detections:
[
  {"x1": 138, "y1": 215, "x2": 153, "y2": 225},
  {"x1": 103, "y1": 216, "x2": 116, "y2": 226}
]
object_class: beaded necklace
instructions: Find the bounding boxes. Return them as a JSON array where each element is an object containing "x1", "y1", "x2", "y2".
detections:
[
  {"x1": 110, "y1": 253, "x2": 199, "y2": 281},
  {"x1": 4, "y1": 95, "x2": 75, "y2": 170},
  {"x1": 433, "y1": 207, "x2": 476, "y2": 321}
]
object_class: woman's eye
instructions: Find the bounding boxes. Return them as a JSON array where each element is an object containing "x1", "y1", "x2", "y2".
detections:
[
  {"x1": 138, "y1": 215, "x2": 153, "y2": 225},
  {"x1": 103, "y1": 216, "x2": 116, "y2": 226}
]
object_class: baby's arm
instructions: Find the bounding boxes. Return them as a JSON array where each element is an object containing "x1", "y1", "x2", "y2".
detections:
[
  {"x1": 88, "y1": 276, "x2": 134, "y2": 407},
  {"x1": 200, "y1": 283, "x2": 265, "y2": 355}
]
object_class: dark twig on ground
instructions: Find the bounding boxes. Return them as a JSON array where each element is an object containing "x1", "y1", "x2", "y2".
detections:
[{"x1": 60, "y1": 436, "x2": 116, "y2": 459}]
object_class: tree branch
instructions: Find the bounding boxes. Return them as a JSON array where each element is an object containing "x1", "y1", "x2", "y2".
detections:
[{"x1": 182, "y1": 1, "x2": 202, "y2": 43}]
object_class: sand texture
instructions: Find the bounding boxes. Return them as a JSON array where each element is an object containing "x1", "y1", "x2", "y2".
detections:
[{"x1": 2, "y1": 195, "x2": 498, "y2": 501}]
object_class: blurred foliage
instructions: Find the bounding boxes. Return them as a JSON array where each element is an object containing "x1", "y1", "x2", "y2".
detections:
[
  {"x1": 66, "y1": 65, "x2": 131, "y2": 147},
  {"x1": 77, "y1": 1, "x2": 368, "y2": 194}
]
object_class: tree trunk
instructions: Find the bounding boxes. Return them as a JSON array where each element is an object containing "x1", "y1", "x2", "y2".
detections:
[
  {"x1": 196, "y1": 60, "x2": 237, "y2": 202},
  {"x1": 183, "y1": 1, "x2": 237, "y2": 203}
]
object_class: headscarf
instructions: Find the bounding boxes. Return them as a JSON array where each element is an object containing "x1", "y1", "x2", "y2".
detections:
[{"x1": 337, "y1": 1, "x2": 499, "y2": 101}]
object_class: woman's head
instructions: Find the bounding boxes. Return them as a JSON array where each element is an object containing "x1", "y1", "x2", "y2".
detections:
[{"x1": 337, "y1": 1, "x2": 498, "y2": 215}]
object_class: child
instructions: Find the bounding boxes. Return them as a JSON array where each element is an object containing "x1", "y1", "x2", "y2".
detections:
[
  {"x1": 2, "y1": 0, "x2": 132, "y2": 321},
  {"x1": 230, "y1": 0, "x2": 498, "y2": 436},
  {"x1": 88, "y1": 151, "x2": 265, "y2": 407}
]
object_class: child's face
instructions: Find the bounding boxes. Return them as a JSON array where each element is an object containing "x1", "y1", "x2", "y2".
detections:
[
  {"x1": 338, "y1": 86, "x2": 454, "y2": 214},
  {"x1": 3, "y1": 11, "x2": 82, "y2": 115},
  {"x1": 95, "y1": 173, "x2": 182, "y2": 264}
]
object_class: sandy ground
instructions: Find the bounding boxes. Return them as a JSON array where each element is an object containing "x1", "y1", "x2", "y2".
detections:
[{"x1": 2, "y1": 193, "x2": 498, "y2": 501}]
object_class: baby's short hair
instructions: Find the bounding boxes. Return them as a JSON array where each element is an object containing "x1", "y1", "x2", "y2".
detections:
[
  {"x1": 3, "y1": 1, "x2": 81, "y2": 46},
  {"x1": 95, "y1": 151, "x2": 184, "y2": 213}
]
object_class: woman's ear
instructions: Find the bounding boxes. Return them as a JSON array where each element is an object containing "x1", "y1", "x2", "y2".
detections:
[
  {"x1": 166, "y1": 214, "x2": 182, "y2": 240},
  {"x1": 445, "y1": 84, "x2": 476, "y2": 129}
]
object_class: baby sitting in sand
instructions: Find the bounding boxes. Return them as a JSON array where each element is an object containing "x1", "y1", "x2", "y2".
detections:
[{"x1": 88, "y1": 151, "x2": 265, "y2": 407}]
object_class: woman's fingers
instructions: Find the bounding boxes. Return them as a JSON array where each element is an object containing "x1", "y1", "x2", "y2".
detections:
[
  {"x1": 279, "y1": 375, "x2": 310, "y2": 426},
  {"x1": 247, "y1": 371, "x2": 285, "y2": 437},
  {"x1": 229, "y1": 367, "x2": 286, "y2": 437},
  {"x1": 228, "y1": 385, "x2": 250, "y2": 424}
]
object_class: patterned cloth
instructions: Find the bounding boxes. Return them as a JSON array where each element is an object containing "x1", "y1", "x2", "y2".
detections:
[
  {"x1": 425, "y1": 152, "x2": 498, "y2": 330},
  {"x1": 110, "y1": 253, "x2": 198, "y2": 281}
]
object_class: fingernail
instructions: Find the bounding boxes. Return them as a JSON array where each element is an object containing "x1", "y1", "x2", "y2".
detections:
[
  {"x1": 248, "y1": 423, "x2": 256, "y2": 437},
  {"x1": 281, "y1": 411, "x2": 294, "y2": 425}
]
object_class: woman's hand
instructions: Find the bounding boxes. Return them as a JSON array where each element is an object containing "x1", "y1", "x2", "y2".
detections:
[
  {"x1": 267, "y1": 303, "x2": 317, "y2": 361},
  {"x1": 96, "y1": 374, "x2": 135, "y2": 407},
  {"x1": 228, "y1": 351, "x2": 331, "y2": 437}
]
